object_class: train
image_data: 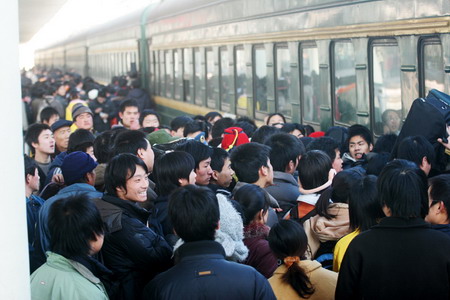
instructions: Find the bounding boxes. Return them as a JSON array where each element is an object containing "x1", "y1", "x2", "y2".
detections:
[{"x1": 35, "y1": 0, "x2": 450, "y2": 135}]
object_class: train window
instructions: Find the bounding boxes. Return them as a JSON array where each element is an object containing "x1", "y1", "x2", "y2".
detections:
[
  {"x1": 371, "y1": 40, "x2": 401, "y2": 136},
  {"x1": 333, "y1": 41, "x2": 357, "y2": 125},
  {"x1": 275, "y1": 45, "x2": 292, "y2": 117},
  {"x1": 253, "y1": 45, "x2": 267, "y2": 113},
  {"x1": 206, "y1": 48, "x2": 217, "y2": 108},
  {"x1": 174, "y1": 50, "x2": 181, "y2": 100},
  {"x1": 235, "y1": 46, "x2": 247, "y2": 115},
  {"x1": 422, "y1": 39, "x2": 445, "y2": 95},
  {"x1": 183, "y1": 48, "x2": 192, "y2": 102},
  {"x1": 159, "y1": 51, "x2": 165, "y2": 96},
  {"x1": 150, "y1": 51, "x2": 156, "y2": 94},
  {"x1": 165, "y1": 50, "x2": 173, "y2": 98},
  {"x1": 301, "y1": 45, "x2": 320, "y2": 123},
  {"x1": 194, "y1": 48, "x2": 204, "y2": 105},
  {"x1": 219, "y1": 47, "x2": 231, "y2": 112}
]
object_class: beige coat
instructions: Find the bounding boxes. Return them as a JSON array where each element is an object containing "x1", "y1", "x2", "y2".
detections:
[{"x1": 269, "y1": 260, "x2": 337, "y2": 300}]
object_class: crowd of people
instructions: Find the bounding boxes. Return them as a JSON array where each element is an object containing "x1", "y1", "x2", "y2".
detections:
[{"x1": 23, "y1": 69, "x2": 450, "y2": 299}]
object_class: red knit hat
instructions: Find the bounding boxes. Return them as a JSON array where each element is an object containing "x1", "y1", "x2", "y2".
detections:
[
  {"x1": 221, "y1": 127, "x2": 250, "y2": 151},
  {"x1": 309, "y1": 131, "x2": 325, "y2": 138}
]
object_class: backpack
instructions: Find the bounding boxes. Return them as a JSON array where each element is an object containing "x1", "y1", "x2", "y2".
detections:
[{"x1": 284, "y1": 201, "x2": 316, "y2": 224}]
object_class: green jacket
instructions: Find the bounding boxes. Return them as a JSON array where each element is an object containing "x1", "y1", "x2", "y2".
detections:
[{"x1": 30, "y1": 252, "x2": 109, "y2": 300}]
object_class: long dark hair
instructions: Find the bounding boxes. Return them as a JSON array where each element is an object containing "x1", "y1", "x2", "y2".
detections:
[{"x1": 268, "y1": 220, "x2": 315, "y2": 298}]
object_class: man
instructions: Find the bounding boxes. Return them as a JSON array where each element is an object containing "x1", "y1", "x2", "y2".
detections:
[
  {"x1": 397, "y1": 135, "x2": 435, "y2": 176},
  {"x1": 113, "y1": 130, "x2": 157, "y2": 201},
  {"x1": 336, "y1": 159, "x2": 450, "y2": 300},
  {"x1": 72, "y1": 103, "x2": 94, "y2": 132},
  {"x1": 25, "y1": 123, "x2": 55, "y2": 191},
  {"x1": 118, "y1": 99, "x2": 140, "y2": 129},
  {"x1": 209, "y1": 147, "x2": 235, "y2": 196},
  {"x1": 265, "y1": 133, "x2": 305, "y2": 214},
  {"x1": 170, "y1": 115, "x2": 194, "y2": 138},
  {"x1": 230, "y1": 142, "x2": 279, "y2": 226},
  {"x1": 95, "y1": 154, "x2": 172, "y2": 299},
  {"x1": 40, "y1": 107, "x2": 60, "y2": 127},
  {"x1": 143, "y1": 185, "x2": 276, "y2": 300},
  {"x1": 176, "y1": 139, "x2": 213, "y2": 186},
  {"x1": 50, "y1": 119, "x2": 72, "y2": 156},
  {"x1": 342, "y1": 124, "x2": 373, "y2": 170},
  {"x1": 32, "y1": 151, "x2": 101, "y2": 272},
  {"x1": 307, "y1": 136, "x2": 343, "y2": 172}
]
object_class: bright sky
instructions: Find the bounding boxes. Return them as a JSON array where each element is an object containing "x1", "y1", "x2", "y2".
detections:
[{"x1": 20, "y1": 0, "x2": 158, "y2": 69}]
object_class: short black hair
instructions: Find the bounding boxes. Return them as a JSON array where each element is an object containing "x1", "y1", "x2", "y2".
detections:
[
  {"x1": 429, "y1": 174, "x2": 450, "y2": 221},
  {"x1": 306, "y1": 136, "x2": 339, "y2": 161},
  {"x1": 211, "y1": 117, "x2": 236, "y2": 139},
  {"x1": 183, "y1": 120, "x2": 209, "y2": 139},
  {"x1": 49, "y1": 194, "x2": 105, "y2": 258},
  {"x1": 265, "y1": 133, "x2": 305, "y2": 172},
  {"x1": 298, "y1": 150, "x2": 331, "y2": 190},
  {"x1": 205, "y1": 111, "x2": 222, "y2": 123},
  {"x1": 68, "y1": 129, "x2": 95, "y2": 153},
  {"x1": 105, "y1": 153, "x2": 148, "y2": 196},
  {"x1": 235, "y1": 118, "x2": 257, "y2": 138},
  {"x1": 168, "y1": 185, "x2": 219, "y2": 242},
  {"x1": 230, "y1": 143, "x2": 271, "y2": 183},
  {"x1": 378, "y1": 159, "x2": 428, "y2": 218},
  {"x1": 40, "y1": 106, "x2": 60, "y2": 123},
  {"x1": 154, "y1": 151, "x2": 195, "y2": 196},
  {"x1": 93, "y1": 130, "x2": 115, "y2": 164},
  {"x1": 210, "y1": 147, "x2": 229, "y2": 172},
  {"x1": 170, "y1": 115, "x2": 194, "y2": 132},
  {"x1": 347, "y1": 124, "x2": 373, "y2": 146},
  {"x1": 373, "y1": 133, "x2": 397, "y2": 154},
  {"x1": 119, "y1": 98, "x2": 139, "y2": 113},
  {"x1": 139, "y1": 109, "x2": 161, "y2": 127},
  {"x1": 349, "y1": 175, "x2": 384, "y2": 231},
  {"x1": 281, "y1": 123, "x2": 305, "y2": 136},
  {"x1": 234, "y1": 184, "x2": 269, "y2": 226},
  {"x1": 25, "y1": 123, "x2": 51, "y2": 154},
  {"x1": 113, "y1": 130, "x2": 149, "y2": 156},
  {"x1": 24, "y1": 154, "x2": 37, "y2": 179},
  {"x1": 175, "y1": 139, "x2": 213, "y2": 170},
  {"x1": 251, "y1": 126, "x2": 280, "y2": 144},
  {"x1": 397, "y1": 135, "x2": 435, "y2": 169}
]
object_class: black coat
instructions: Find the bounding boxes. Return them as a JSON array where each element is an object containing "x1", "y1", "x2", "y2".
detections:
[
  {"x1": 95, "y1": 195, "x2": 172, "y2": 300},
  {"x1": 143, "y1": 240, "x2": 276, "y2": 300},
  {"x1": 336, "y1": 217, "x2": 450, "y2": 300}
]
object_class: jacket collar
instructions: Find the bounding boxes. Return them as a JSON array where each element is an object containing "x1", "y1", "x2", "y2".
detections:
[
  {"x1": 177, "y1": 240, "x2": 226, "y2": 261},
  {"x1": 102, "y1": 194, "x2": 150, "y2": 224},
  {"x1": 374, "y1": 217, "x2": 430, "y2": 229},
  {"x1": 273, "y1": 171, "x2": 298, "y2": 185},
  {"x1": 59, "y1": 183, "x2": 99, "y2": 194}
]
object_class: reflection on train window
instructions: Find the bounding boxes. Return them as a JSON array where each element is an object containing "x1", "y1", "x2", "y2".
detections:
[
  {"x1": 254, "y1": 45, "x2": 267, "y2": 112},
  {"x1": 174, "y1": 50, "x2": 181, "y2": 100},
  {"x1": 183, "y1": 48, "x2": 191, "y2": 102},
  {"x1": 275, "y1": 45, "x2": 291, "y2": 116},
  {"x1": 206, "y1": 48, "x2": 217, "y2": 108},
  {"x1": 165, "y1": 50, "x2": 173, "y2": 98},
  {"x1": 301, "y1": 46, "x2": 320, "y2": 123},
  {"x1": 220, "y1": 47, "x2": 231, "y2": 112},
  {"x1": 333, "y1": 41, "x2": 357, "y2": 125},
  {"x1": 423, "y1": 40, "x2": 444, "y2": 95},
  {"x1": 194, "y1": 48, "x2": 204, "y2": 105},
  {"x1": 159, "y1": 51, "x2": 165, "y2": 96},
  {"x1": 372, "y1": 40, "x2": 402, "y2": 135},
  {"x1": 235, "y1": 46, "x2": 247, "y2": 114},
  {"x1": 150, "y1": 51, "x2": 156, "y2": 94}
]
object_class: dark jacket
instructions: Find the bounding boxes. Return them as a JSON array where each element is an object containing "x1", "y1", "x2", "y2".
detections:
[
  {"x1": 143, "y1": 240, "x2": 276, "y2": 300},
  {"x1": 243, "y1": 222, "x2": 278, "y2": 278},
  {"x1": 336, "y1": 217, "x2": 450, "y2": 300},
  {"x1": 44, "y1": 151, "x2": 67, "y2": 186},
  {"x1": 89, "y1": 98, "x2": 115, "y2": 133},
  {"x1": 265, "y1": 171, "x2": 299, "y2": 216},
  {"x1": 127, "y1": 88, "x2": 155, "y2": 111},
  {"x1": 150, "y1": 195, "x2": 178, "y2": 247},
  {"x1": 94, "y1": 194, "x2": 172, "y2": 300},
  {"x1": 431, "y1": 223, "x2": 450, "y2": 238}
]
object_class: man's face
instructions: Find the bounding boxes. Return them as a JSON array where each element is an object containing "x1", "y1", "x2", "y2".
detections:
[
  {"x1": 195, "y1": 157, "x2": 213, "y2": 186},
  {"x1": 349, "y1": 135, "x2": 372, "y2": 160},
  {"x1": 44, "y1": 114, "x2": 60, "y2": 127},
  {"x1": 119, "y1": 106, "x2": 140, "y2": 129},
  {"x1": 118, "y1": 165, "x2": 149, "y2": 202},
  {"x1": 53, "y1": 126, "x2": 71, "y2": 152},
  {"x1": 171, "y1": 127, "x2": 185, "y2": 138},
  {"x1": 139, "y1": 140, "x2": 155, "y2": 173},
  {"x1": 215, "y1": 158, "x2": 234, "y2": 188},
  {"x1": 265, "y1": 159, "x2": 274, "y2": 186},
  {"x1": 332, "y1": 149, "x2": 343, "y2": 172},
  {"x1": 57, "y1": 85, "x2": 67, "y2": 96},
  {"x1": 33, "y1": 129, "x2": 55, "y2": 155},
  {"x1": 75, "y1": 113, "x2": 93, "y2": 130}
]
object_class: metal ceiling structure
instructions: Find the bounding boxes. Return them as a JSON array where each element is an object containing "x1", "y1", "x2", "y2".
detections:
[{"x1": 18, "y1": 0, "x2": 68, "y2": 43}]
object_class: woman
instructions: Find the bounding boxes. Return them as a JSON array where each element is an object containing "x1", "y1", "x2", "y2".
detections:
[
  {"x1": 139, "y1": 109, "x2": 161, "y2": 129},
  {"x1": 153, "y1": 151, "x2": 196, "y2": 245},
  {"x1": 333, "y1": 175, "x2": 384, "y2": 271},
  {"x1": 234, "y1": 184, "x2": 278, "y2": 278},
  {"x1": 268, "y1": 220, "x2": 337, "y2": 300},
  {"x1": 266, "y1": 113, "x2": 286, "y2": 128}
]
